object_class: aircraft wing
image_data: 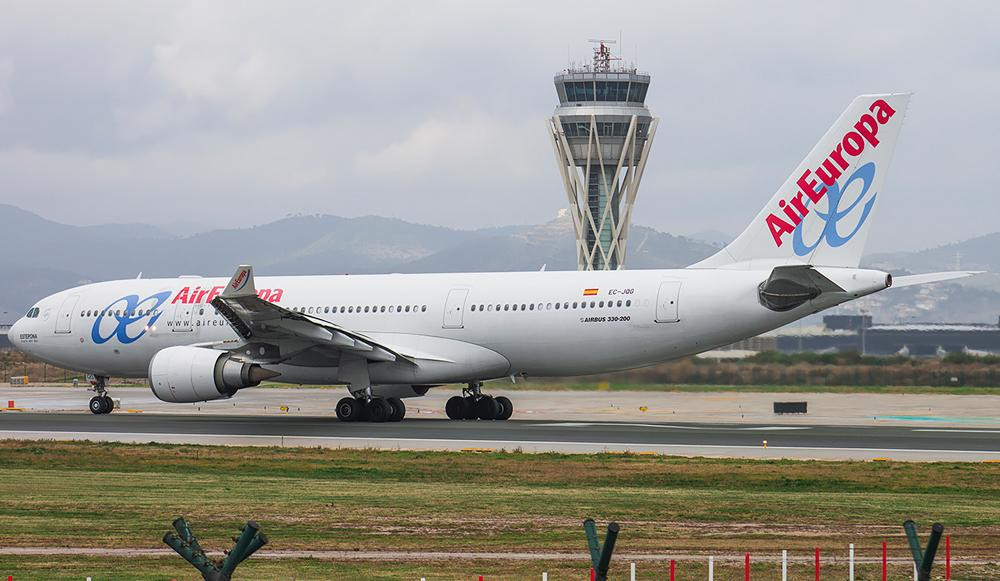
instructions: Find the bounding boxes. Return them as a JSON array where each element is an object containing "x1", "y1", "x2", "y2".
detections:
[
  {"x1": 208, "y1": 265, "x2": 416, "y2": 367},
  {"x1": 891, "y1": 271, "x2": 984, "y2": 288}
]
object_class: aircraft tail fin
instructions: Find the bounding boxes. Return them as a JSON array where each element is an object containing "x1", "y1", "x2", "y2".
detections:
[{"x1": 692, "y1": 93, "x2": 911, "y2": 269}]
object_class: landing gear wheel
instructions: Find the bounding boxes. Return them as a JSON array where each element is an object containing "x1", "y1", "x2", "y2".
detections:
[
  {"x1": 367, "y1": 398, "x2": 393, "y2": 423},
  {"x1": 495, "y1": 396, "x2": 513, "y2": 421},
  {"x1": 336, "y1": 397, "x2": 364, "y2": 422},
  {"x1": 100, "y1": 396, "x2": 114, "y2": 414},
  {"x1": 476, "y1": 395, "x2": 500, "y2": 420},
  {"x1": 89, "y1": 396, "x2": 105, "y2": 415},
  {"x1": 386, "y1": 397, "x2": 406, "y2": 422},
  {"x1": 445, "y1": 396, "x2": 465, "y2": 420},
  {"x1": 462, "y1": 396, "x2": 479, "y2": 420}
]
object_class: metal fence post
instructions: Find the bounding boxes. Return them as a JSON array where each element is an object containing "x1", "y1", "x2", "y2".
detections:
[
  {"x1": 782, "y1": 549, "x2": 787, "y2": 581},
  {"x1": 850, "y1": 543, "x2": 855, "y2": 581},
  {"x1": 708, "y1": 556, "x2": 714, "y2": 581}
]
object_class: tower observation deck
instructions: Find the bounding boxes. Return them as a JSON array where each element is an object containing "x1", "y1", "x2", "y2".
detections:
[{"x1": 548, "y1": 41, "x2": 658, "y2": 270}]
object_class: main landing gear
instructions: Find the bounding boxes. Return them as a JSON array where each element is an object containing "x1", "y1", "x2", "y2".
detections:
[
  {"x1": 335, "y1": 395, "x2": 405, "y2": 423},
  {"x1": 445, "y1": 382, "x2": 512, "y2": 421},
  {"x1": 88, "y1": 375, "x2": 114, "y2": 415}
]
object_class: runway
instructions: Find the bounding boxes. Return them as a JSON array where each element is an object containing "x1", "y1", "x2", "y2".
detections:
[{"x1": 2, "y1": 412, "x2": 999, "y2": 461}]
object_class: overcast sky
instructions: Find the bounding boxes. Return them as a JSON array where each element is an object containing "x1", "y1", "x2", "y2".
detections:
[{"x1": 0, "y1": 1, "x2": 997, "y2": 252}]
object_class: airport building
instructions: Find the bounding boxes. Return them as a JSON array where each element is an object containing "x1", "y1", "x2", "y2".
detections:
[
  {"x1": 548, "y1": 42, "x2": 659, "y2": 270},
  {"x1": 772, "y1": 315, "x2": 1000, "y2": 357}
]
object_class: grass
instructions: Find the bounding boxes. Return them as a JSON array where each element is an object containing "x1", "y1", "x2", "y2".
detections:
[
  {"x1": 0, "y1": 441, "x2": 999, "y2": 577},
  {"x1": 506, "y1": 381, "x2": 1000, "y2": 394}
]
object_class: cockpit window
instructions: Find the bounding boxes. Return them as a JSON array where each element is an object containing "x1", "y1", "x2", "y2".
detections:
[{"x1": 25, "y1": 307, "x2": 40, "y2": 318}]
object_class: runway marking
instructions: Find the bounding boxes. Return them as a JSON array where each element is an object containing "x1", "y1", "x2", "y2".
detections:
[
  {"x1": 913, "y1": 429, "x2": 1000, "y2": 434},
  {"x1": 532, "y1": 422, "x2": 810, "y2": 431},
  {"x1": 1, "y1": 429, "x2": 998, "y2": 456},
  {"x1": 877, "y1": 415, "x2": 1000, "y2": 424}
]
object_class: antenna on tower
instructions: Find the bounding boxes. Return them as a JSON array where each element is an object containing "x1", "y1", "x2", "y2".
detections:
[{"x1": 587, "y1": 38, "x2": 620, "y2": 72}]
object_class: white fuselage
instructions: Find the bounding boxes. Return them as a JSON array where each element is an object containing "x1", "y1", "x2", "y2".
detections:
[{"x1": 9, "y1": 267, "x2": 888, "y2": 387}]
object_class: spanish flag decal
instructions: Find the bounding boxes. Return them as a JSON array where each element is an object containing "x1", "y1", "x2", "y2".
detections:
[{"x1": 583, "y1": 288, "x2": 599, "y2": 296}]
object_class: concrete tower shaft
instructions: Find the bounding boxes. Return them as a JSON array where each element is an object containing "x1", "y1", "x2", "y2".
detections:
[{"x1": 548, "y1": 42, "x2": 659, "y2": 270}]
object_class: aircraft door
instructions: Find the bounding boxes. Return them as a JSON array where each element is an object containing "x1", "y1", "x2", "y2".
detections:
[
  {"x1": 442, "y1": 288, "x2": 469, "y2": 329},
  {"x1": 171, "y1": 302, "x2": 194, "y2": 332},
  {"x1": 655, "y1": 281, "x2": 681, "y2": 323},
  {"x1": 54, "y1": 295, "x2": 79, "y2": 334}
]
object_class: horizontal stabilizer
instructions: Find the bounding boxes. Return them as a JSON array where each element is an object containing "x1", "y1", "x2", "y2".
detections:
[{"x1": 891, "y1": 271, "x2": 983, "y2": 288}]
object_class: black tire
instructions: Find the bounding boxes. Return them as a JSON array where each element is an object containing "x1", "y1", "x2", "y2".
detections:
[
  {"x1": 445, "y1": 396, "x2": 465, "y2": 420},
  {"x1": 101, "y1": 396, "x2": 114, "y2": 414},
  {"x1": 495, "y1": 396, "x2": 513, "y2": 421},
  {"x1": 476, "y1": 395, "x2": 500, "y2": 420},
  {"x1": 386, "y1": 397, "x2": 406, "y2": 422},
  {"x1": 462, "y1": 396, "x2": 479, "y2": 420},
  {"x1": 89, "y1": 396, "x2": 104, "y2": 415},
  {"x1": 367, "y1": 398, "x2": 392, "y2": 423},
  {"x1": 336, "y1": 397, "x2": 362, "y2": 422}
]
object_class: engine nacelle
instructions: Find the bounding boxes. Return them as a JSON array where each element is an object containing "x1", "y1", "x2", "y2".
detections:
[{"x1": 148, "y1": 346, "x2": 279, "y2": 403}]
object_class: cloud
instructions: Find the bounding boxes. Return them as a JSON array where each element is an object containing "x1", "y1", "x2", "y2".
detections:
[
  {"x1": 354, "y1": 115, "x2": 540, "y2": 178},
  {"x1": 0, "y1": 59, "x2": 12, "y2": 115},
  {"x1": 0, "y1": 1, "x2": 999, "y2": 251}
]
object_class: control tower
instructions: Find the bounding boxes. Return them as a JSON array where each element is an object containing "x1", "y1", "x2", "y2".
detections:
[{"x1": 548, "y1": 41, "x2": 658, "y2": 270}]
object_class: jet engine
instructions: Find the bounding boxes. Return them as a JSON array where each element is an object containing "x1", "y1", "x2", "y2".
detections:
[{"x1": 148, "y1": 346, "x2": 279, "y2": 403}]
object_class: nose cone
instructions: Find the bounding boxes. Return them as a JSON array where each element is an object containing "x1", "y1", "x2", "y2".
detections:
[
  {"x1": 7, "y1": 318, "x2": 25, "y2": 351},
  {"x1": 7, "y1": 317, "x2": 38, "y2": 355}
]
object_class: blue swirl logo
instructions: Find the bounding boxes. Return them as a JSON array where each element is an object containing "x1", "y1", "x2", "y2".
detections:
[
  {"x1": 91, "y1": 291, "x2": 171, "y2": 344},
  {"x1": 792, "y1": 162, "x2": 877, "y2": 257}
]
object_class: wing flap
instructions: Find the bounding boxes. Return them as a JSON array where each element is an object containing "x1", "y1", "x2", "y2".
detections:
[{"x1": 210, "y1": 265, "x2": 418, "y2": 366}]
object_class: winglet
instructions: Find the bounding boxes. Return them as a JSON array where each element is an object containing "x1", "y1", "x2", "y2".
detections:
[{"x1": 223, "y1": 265, "x2": 257, "y2": 298}]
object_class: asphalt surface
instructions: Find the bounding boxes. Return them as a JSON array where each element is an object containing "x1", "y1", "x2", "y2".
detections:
[{"x1": 2, "y1": 412, "x2": 999, "y2": 461}]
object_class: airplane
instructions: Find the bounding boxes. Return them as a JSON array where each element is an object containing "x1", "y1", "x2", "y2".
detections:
[{"x1": 8, "y1": 93, "x2": 978, "y2": 422}]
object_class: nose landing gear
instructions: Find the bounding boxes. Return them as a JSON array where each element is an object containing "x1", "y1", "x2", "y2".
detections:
[
  {"x1": 446, "y1": 382, "x2": 512, "y2": 421},
  {"x1": 88, "y1": 375, "x2": 114, "y2": 415}
]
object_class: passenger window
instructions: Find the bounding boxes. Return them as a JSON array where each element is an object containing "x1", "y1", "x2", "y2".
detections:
[
  {"x1": 563, "y1": 302, "x2": 569, "y2": 309},
  {"x1": 599, "y1": 301, "x2": 604, "y2": 307},
  {"x1": 546, "y1": 303, "x2": 552, "y2": 310},
  {"x1": 380, "y1": 306, "x2": 386, "y2": 313},
  {"x1": 572, "y1": 302, "x2": 578, "y2": 309},
  {"x1": 487, "y1": 304, "x2": 494, "y2": 311},
  {"x1": 404, "y1": 306, "x2": 410, "y2": 312},
  {"x1": 529, "y1": 304, "x2": 534, "y2": 311},
  {"x1": 555, "y1": 303, "x2": 560, "y2": 310},
  {"x1": 470, "y1": 305, "x2": 476, "y2": 312},
  {"x1": 521, "y1": 304, "x2": 526, "y2": 311},
  {"x1": 421, "y1": 305, "x2": 427, "y2": 312},
  {"x1": 504, "y1": 304, "x2": 509, "y2": 311},
  {"x1": 617, "y1": 300, "x2": 622, "y2": 307},
  {"x1": 626, "y1": 299, "x2": 632, "y2": 307}
]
